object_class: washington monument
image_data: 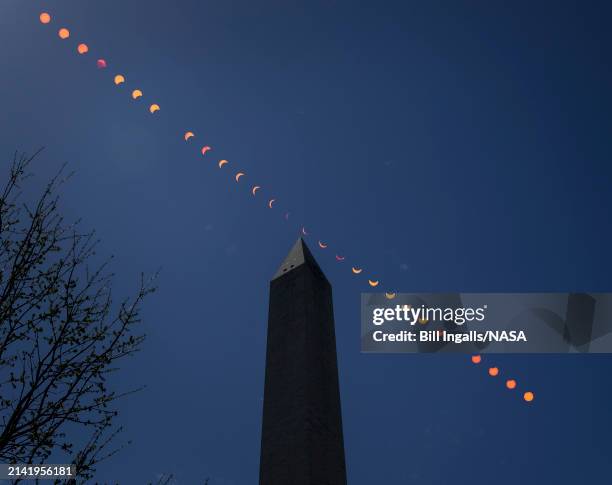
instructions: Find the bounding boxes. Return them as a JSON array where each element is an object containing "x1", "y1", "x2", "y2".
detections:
[{"x1": 259, "y1": 238, "x2": 347, "y2": 484}]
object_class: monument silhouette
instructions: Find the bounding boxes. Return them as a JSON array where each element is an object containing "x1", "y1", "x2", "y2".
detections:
[{"x1": 259, "y1": 238, "x2": 347, "y2": 485}]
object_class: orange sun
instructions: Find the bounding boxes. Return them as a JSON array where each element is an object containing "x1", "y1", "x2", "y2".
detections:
[
  {"x1": 39, "y1": 12, "x2": 51, "y2": 24},
  {"x1": 77, "y1": 43, "x2": 89, "y2": 54},
  {"x1": 523, "y1": 391, "x2": 534, "y2": 402},
  {"x1": 471, "y1": 355, "x2": 481, "y2": 364},
  {"x1": 506, "y1": 379, "x2": 517, "y2": 390},
  {"x1": 488, "y1": 367, "x2": 499, "y2": 377},
  {"x1": 58, "y1": 28, "x2": 70, "y2": 39}
]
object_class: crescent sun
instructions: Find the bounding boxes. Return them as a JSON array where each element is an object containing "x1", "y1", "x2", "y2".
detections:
[
  {"x1": 201, "y1": 146, "x2": 211, "y2": 156},
  {"x1": 335, "y1": 255, "x2": 345, "y2": 261},
  {"x1": 385, "y1": 292, "x2": 396, "y2": 299},
  {"x1": 352, "y1": 267, "x2": 362, "y2": 274},
  {"x1": 218, "y1": 159, "x2": 229, "y2": 168},
  {"x1": 268, "y1": 199, "x2": 276, "y2": 208},
  {"x1": 368, "y1": 280, "x2": 379, "y2": 287},
  {"x1": 184, "y1": 131, "x2": 195, "y2": 141},
  {"x1": 235, "y1": 172, "x2": 245, "y2": 182},
  {"x1": 301, "y1": 227, "x2": 308, "y2": 236},
  {"x1": 318, "y1": 241, "x2": 327, "y2": 249},
  {"x1": 252, "y1": 185, "x2": 261, "y2": 196}
]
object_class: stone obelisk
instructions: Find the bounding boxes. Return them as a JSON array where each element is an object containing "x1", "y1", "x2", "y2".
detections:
[{"x1": 259, "y1": 238, "x2": 347, "y2": 485}]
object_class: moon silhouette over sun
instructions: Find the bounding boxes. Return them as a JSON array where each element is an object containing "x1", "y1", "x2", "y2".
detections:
[{"x1": 32, "y1": 8, "x2": 540, "y2": 407}]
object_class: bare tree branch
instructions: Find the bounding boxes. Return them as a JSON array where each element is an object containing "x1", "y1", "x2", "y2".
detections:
[{"x1": 0, "y1": 151, "x2": 156, "y2": 483}]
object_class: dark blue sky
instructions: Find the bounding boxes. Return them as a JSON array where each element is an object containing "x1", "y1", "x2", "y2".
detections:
[{"x1": 2, "y1": 0, "x2": 612, "y2": 483}]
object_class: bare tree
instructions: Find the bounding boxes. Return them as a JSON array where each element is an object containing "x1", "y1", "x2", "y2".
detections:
[
  {"x1": 154, "y1": 473, "x2": 174, "y2": 485},
  {"x1": 149, "y1": 475, "x2": 209, "y2": 485},
  {"x1": 0, "y1": 151, "x2": 156, "y2": 482}
]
